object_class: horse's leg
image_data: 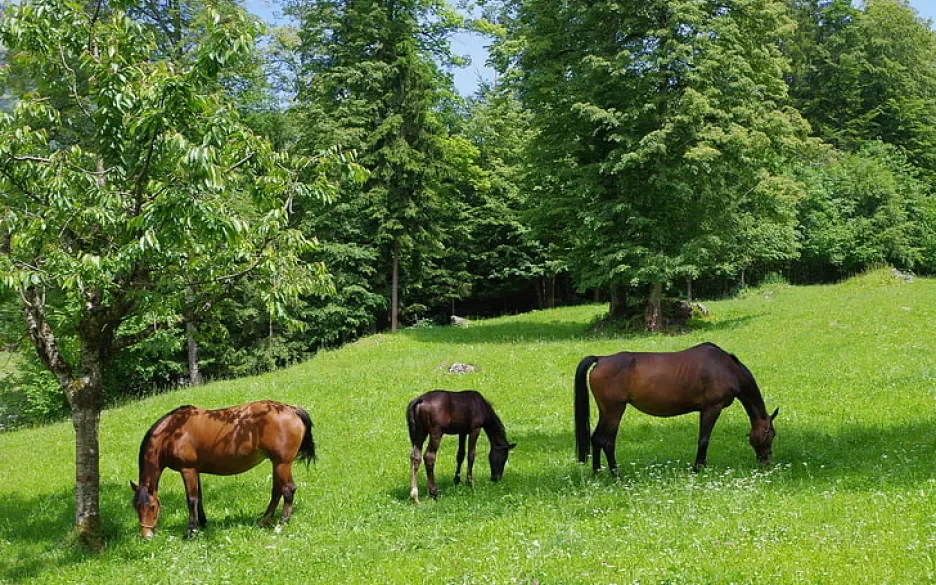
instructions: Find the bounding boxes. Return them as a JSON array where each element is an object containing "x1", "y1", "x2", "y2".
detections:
[
  {"x1": 424, "y1": 431, "x2": 443, "y2": 500},
  {"x1": 410, "y1": 434, "x2": 427, "y2": 504},
  {"x1": 196, "y1": 475, "x2": 207, "y2": 528},
  {"x1": 591, "y1": 405, "x2": 625, "y2": 476},
  {"x1": 273, "y1": 463, "x2": 297, "y2": 528},
  {"x1": 180, "y1": 468, "x2": 201, "y2": 538},
  {"x1": 466, "y1": 428, "x2": 480, "y2": 486},
  {"x1": 259, "y1": 461, "x2": 286, "y2": 528},
  {"x1": 693, "y1": 406, "x2": 723, "y2": 472},
  {"x1": 453, "y1": 433, "x2": 466, "y2": 485}
]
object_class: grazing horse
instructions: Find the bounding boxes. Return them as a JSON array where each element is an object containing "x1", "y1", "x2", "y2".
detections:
[
  {"x1": 130, "y1": 400, "x2": 316, "y2": 538},
  {"x1": 407, "y1": 390, "x2": 516, "y2": 503},
  {"x1": 575, "y1": 342, "x2": 777, "y2": 473}
]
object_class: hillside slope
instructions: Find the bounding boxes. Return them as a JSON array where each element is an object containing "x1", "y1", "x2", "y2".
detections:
[{"x1": 1, "y1": 271, "x2": 934, "y2": 584}]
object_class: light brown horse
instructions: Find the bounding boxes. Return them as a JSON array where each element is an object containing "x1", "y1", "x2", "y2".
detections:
[
  {"x1": 407, "y1": 390, "x2": 516, "y2": 503},
  {"x1": 130, "y1": 400, "x2": 316, "y2": 538},
  {"x1": 575, "y1": 342, "x2": 777, "y2": 473}
]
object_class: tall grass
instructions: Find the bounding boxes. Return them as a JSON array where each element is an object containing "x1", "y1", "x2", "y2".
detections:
[{"x1": 1, "y1": 270, "x2": 934, "y2": 584}]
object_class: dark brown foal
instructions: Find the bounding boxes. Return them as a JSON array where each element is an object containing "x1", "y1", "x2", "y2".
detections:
[{"x1": 407, "y1": 390, "x2": 515, "y2": 503}]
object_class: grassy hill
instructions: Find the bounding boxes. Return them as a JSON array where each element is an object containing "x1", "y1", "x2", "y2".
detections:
[{"x1": 1, "y1": 270, "x2": 935, "y2": 584}]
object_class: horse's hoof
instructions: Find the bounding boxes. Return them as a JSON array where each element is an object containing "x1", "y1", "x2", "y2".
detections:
[
  {"x1": 274, "y1": 524, "x2": 283, "y2": 534},
  {"x1": 453, "y1": 476, "x2": 461, "y2": 485},
  {"x1": 184, "y1": 529, "x2": 197, "y2": 540},
  {"x1": 429, "y1": 491, "x2": 439, "y2": 500}
]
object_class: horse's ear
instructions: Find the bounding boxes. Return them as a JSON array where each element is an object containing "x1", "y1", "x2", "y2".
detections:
[
  {"x1": 508, "y1": 443, "x2": 517, "y2": 450},
  {"x1": 130, "y1": 480, "x2": 139, "y2": 492},
  {"x1": 770, "y1": 408, "x2": 779, "y2": 421}
]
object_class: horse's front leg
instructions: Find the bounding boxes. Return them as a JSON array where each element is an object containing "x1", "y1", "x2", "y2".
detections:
[
  {"x1": 466, "y1": 429, "x2": 480, "y2": 486},
  {"x1": 453, "y1": 433, "x2": 466, "y2": 485},
  {"x1": 196, "y1": 475, "x2": 207, "y2": 528},
  {"x1": 694, "y1": 406, "x2": 723, "y2": 472},
  {"x1": 180, "y1": 469, "x2": 202, "y2": 538},
  {"x1": 424, "y1": 431, "x2": 443, "y2": 500}
]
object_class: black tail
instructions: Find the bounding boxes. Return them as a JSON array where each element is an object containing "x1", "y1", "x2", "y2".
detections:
[
  {"x1": 295, "y1": 407, "x2": 317, "y2": 467},
  {"x1": 575, "y1": 356, "x2": 600, "y2": 463},
  {"x1": 406, "y1": 397, "x2": 422, "y2": 445}
]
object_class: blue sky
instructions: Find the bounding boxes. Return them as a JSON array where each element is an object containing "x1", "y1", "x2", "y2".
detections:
[{"x1": 246, "y1": 0, "x2": 936, "y2": 97}]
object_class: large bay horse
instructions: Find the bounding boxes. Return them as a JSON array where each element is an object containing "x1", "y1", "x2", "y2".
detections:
[
  {"x1": 407, "y1": 390, "x2": 516, "y2": 503},
  {"x1": 575, "y1": 342, "x2": 777, "y2": 473},
  {"x1": 131, "y1": 400, "x2": 316, "y2": 538}
]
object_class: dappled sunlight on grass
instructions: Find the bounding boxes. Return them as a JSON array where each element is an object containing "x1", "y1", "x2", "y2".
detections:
[{"x1": 1, "y1": 275, "x2": 935, "y2": 583}]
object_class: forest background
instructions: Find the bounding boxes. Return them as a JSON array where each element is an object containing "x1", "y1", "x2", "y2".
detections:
[{"x1": 3, "y1": 0, "x2": 936, "y2": 426}]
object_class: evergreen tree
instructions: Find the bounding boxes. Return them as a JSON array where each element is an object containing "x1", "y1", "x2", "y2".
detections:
[
  {"x1": 513, "y1": 0, "x2": 809, "y2": 328},
  {"x1": 287, "y1": 0, "x2": 463, "y2": 330}
]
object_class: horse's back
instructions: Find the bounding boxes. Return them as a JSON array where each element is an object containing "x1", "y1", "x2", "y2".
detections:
[
  {"x1": 160, "y1": 400, "x2": 306, "y2": 473},
  {"x1": 409, "y1": 390, "x2": 489, "y2": 436},
  {"x1": 590, "y1": 343, "x2": 746, "y2": 416}
]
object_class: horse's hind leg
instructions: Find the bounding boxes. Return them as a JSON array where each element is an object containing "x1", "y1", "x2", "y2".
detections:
[
  {"x1": 276, "y1": 463, "x2": 298, "y2": 527},
  {"x1": 410, "y1": 435, "x2": 427, "y2": 504},
  {"x1": 693, "y1": 406, "x2": 723, "y2": 472},
  {"x1": 180, "y1": 469, "x2": 202, "y2": 538},
  {"x1": 260, "y1": 462, "x2": 292, "y2": 528},
  {"x1": 592, "y1": 406, "x2": 624, "y2": 476},
  {"x1": 454, "y1": 434, "x2": 466, "y2": 485},
  {"x1": 424, "y1": 431, "x2": 443, "y2": 499}
]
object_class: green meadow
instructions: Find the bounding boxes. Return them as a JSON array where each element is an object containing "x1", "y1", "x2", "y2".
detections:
[{"x1": 1, "y1": 270, "x2": 935, "y2": 584}]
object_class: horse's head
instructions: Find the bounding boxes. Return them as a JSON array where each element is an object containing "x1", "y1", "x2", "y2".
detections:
[
  {"x1": 489, "y1": 442, "x2": 517, "y2": 481},
  {"x1": 749, "y1": 408, "x2": 779, "y2": 465},
  {"x1": 130, "y1": 481, "x2": 160, "y2": 538}
]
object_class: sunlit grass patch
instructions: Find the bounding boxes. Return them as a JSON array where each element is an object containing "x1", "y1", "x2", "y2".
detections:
[{"x1": 1, "y1": 272, "x2": 935, "y2": 584}]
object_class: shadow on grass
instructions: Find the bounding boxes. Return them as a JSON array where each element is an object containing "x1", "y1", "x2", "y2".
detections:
[
  {"x1": 399, "y1": 416, "x2": 936, "y2": 505},
  {"x1": 0, "y1": 479, "x2": 287, "y2": 583},
  {"x1": 402, "y1": 312, "x2": 769, "y2": 346},
  {"x1": 685, "y1": 313, "x2": 767, "y2": 334},
  {"x1": 402, "y1": 319, "x2": 596, "y2": 345}
]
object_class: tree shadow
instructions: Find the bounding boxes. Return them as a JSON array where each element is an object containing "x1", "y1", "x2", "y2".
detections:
[
  {"x1": 505, "y1": 417, "x2": 936, "y2": 495},
  {"x1": 685, "y1": 313, "x2": 766, "y2": 334},
  {"x1": 403, "y1": 319, "x2": 594, "y2": 345},
  {"x1": 0, "y1": 477, "x2": 284, "y2": 583}
]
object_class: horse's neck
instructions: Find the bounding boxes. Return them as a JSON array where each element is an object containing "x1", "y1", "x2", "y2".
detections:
[
  {"x1": 737, "y1": 388, "x2": 768, "y2": 426},
  {"x1": 482, "y1": 415, "x2": 508, "y2": 447},
  {"x1": 139, "y1": 440, "x2": 165, "y2": 491}
]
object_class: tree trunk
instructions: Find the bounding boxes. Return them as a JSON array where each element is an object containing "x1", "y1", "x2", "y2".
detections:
[
  {"x1": 391, "y1": 238, "x2": 400, "y2": 331},
  {"x1": 71, "y1": 392, "x2": 103, "y2": 550},
  {"x1": 534, "y1": 277, "x2": 545, "y2": 310},
  {"x1": 608, "y1": 284, "x2": 626, "y2": 320},
  {"x1": 644, "y1": 281, "x2": 663, "y2": 331},
  {"x1": 187, "y1": 321, "x2": 200, "y2": 387},
  {"x1": 686, "y1": 278, "x2": 693, "y2": 303},
  {"x1": 546, "y1": 274, "x2": 556, "y2": 309}
]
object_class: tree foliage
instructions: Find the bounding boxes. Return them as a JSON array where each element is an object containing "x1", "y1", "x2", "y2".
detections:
[{"x1": 0, "y1": 0, "x2": 357, "y2": 546}]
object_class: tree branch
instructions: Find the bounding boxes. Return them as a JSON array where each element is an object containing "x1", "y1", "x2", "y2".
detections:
[{"x1": 20, "y1": 287, "x2": 75, "y2": 389}]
